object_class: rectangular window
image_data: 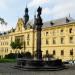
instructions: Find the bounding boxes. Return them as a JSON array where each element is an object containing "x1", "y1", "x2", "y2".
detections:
[
  {"x1": 11, "y1": 37, "x2": 12, "y2": 41},
  {"x1": 27, "y1": 34, "x2": 29, "y2": 39},
  {"x1": 61, "y1": 50, "x2": 64, "y2": 55},
  {"x1": 53, "y1": 30, "x2": 55, "y2": 36},
  {"x1": 7, "y1": 48, "x2": 8, "y2": 53},
  {"x1": 46, "y1": 32, "x2": 48, "y2": 36},
  {"x1": 53, "y1": 50, "x2": 55, "y2": 55},
  {"x1": 69, "y1": 37, "x2": 73, "y2": 43},
  {"x1": 53, "y1": 38, "x2": 56, "y2": 44},
  {"x1": 7, "y1": 42, "x2": 8, "y2": 45},
  {"x1": 69, "y1": 28, "x2": 72, "y2": 33},
  {"x1": 46, "y1": 39, "x2": 49, "y2": 45},
  {"x1": 61, "y1": 38, "x2": 64, "y2": 44},
  {"x1": 15, "y1": 35, "x2": 24, "y2": 42},
  {"x1": 1, "y1": 42, "x2": 2, "y2": 45},
  {"x1": 5, "y1": 48, "x2": 6, "y2": 53},
  {"x1": 70, "y1": 50, "x2": 73, "y2": 55},
  {"x1": 60, "y1": 29, "x2": 64, "y2": 35},
  {"x1": 27, "y1": 40, "x2": 29, "y2": 46}
]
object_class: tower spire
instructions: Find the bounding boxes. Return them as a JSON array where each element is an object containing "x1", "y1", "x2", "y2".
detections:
[
  {"x1": 26, "y1": 3, "x2": 27, "y2": 8},
  {"x1": 24, "y1": 4, "x2": 29, "y2": 26}
]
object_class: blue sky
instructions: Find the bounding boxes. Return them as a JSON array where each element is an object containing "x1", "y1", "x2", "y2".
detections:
[{"x1": 0, "y1": 0, "x2": 75, "y2": 32}]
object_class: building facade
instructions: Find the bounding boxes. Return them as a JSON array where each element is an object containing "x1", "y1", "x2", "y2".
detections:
[{"x1": 0, "y1": 7, "x2": 75, "y2": 61}]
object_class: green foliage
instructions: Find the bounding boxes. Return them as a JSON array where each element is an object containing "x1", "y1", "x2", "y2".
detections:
[
  {"x1": 4, "y1": 53, "x2": 16, "y2": 59},
  {"x1": 15, "y1": 39, "x2": 23, "y2": 49},
  {"x1": 4, "y1": 52, "x2": 32, "y2": 59},
  {"x1": 10, "y1": 39, "x2": 23, "y2": 50},
  {"x1": 10, "y1": 42, "x2": 16, "y2": 49},
  {"x1": 25, "y1": 52, "x2": 32, "y2": 58},
  {"x1": 0, "y1": 59, "x2": 16, "y2": 63},
  {"x1": 4, "y1": 53, "x2": 24, "y2": 59},
  {"x1": 0, "y1": 18, "x2": 7, "y2": 25}
]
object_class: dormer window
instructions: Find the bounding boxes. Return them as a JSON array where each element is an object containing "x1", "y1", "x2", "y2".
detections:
[
  {"x1": 50, "y1": 21, "x2": 54, "y2": 26},
  {"x1": 66, "y1": 17, "x2": 70, "y2": 23}
]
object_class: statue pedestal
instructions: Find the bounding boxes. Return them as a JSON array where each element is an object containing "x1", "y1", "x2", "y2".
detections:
[{"x1": 36, "y1": 50, "x2": 42, "y2": 60}]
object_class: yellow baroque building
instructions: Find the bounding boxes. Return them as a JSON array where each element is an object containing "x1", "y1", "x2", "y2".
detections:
[{"x1": 0, "y1": 7, "x2": 75, "y2": 61}]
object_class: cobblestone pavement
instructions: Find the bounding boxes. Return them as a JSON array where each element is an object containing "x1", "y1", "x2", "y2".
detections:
[{"x1": 0, "y1": 63, "x2": 75, "y2": 75}]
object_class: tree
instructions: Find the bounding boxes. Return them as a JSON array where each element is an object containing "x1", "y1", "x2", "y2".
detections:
[
  {"x1": 0, "y1": 18, "x2": 7, "y2": 25},
  {"x1": 15, "y1": 39, "x2": 23, "y2": 50},
  {"x1": 10, "y1": 39, "x2": 23, "y2": 58},
  {"x1": 10, "y1": 42, "x2": 16, "y2": 50}
]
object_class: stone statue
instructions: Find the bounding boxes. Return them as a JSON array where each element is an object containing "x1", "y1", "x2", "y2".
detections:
[
  {"x1": 37, "y1": 7, "x2": 42, "y2": 17},
  {"x1": 36, "y1": 6, "x2": 43, "y2": 25},
  {"x1": 35, "y1": 6, "x2": 43, "y2": 60}
]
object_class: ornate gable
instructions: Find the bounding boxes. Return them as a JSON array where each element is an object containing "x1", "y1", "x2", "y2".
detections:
[{"x1": 15, "y1": 18, "x2": 25, "y2": 32}]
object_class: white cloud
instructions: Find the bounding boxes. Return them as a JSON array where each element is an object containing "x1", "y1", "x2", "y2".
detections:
[
  {"x1": 28, "y1": 0, "x2": 75, "y2": 20},
  {"x1": 0, "y1": 24, "x2": 12, "y2": 32},
  {"x1": 0, "y1": 0, "x2": 7, "y2": 9},
  {"x1": 1, "y1": 0, "x2": 75, "y2": 32},
  {"x1": 39, "y1": 0, "x2": 75, "y2": 19},
  {"x1": 50, "y1": 1, "x2": 75, "y2": 19},
  {"x1": 28, "y1": 0, "x2": 48, "y2": 7},
  {"x1": 42, "y1": 8, "x2": 50, "y2": 15},
  {"x1": 0, "y1": 0, "x2": 14, "y2": 10}
]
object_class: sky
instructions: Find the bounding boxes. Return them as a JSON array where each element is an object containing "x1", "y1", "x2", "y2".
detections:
[{"x1": 0, "y1": 0, "x2": 75, "y2": 32}]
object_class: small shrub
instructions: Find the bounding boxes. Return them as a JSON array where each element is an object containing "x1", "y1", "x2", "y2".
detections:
[
  {"x1": 25, "y1": 52, "x2": 32, "y2": 59},
  {"x1": 4, "y1": 53, "x2": 16, "y2": 59}
]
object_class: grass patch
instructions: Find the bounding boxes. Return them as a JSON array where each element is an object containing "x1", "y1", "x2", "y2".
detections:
[{"x1": 0, "y1": 59, "x2": 16, "y2": 63}]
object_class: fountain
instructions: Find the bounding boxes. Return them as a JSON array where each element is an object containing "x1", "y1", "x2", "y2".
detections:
[{"x1": 15, "y1": 7, "x2": 65, "y2": 71}]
